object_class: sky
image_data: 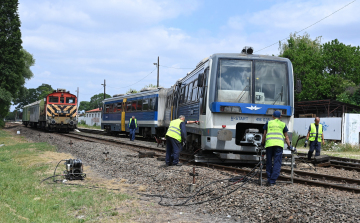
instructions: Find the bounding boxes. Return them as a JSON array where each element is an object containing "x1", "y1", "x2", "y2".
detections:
[{"x1": 17, "y1": 0, "x2": 360, "y2": 107}]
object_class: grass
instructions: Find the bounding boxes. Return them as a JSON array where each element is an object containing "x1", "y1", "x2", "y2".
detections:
[
  {"x1": 0, "y1": 129, "x2": 135, "y2": 222},
  {"x1": 77, "y1": 123, "x2": 102, "y2": 130},
  {"x1": 292, "y1": 131, "x2": 360, "y2": 159}
]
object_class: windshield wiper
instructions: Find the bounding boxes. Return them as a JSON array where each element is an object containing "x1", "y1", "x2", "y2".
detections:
[
  {"x1": 236, "y1": 85, "x2": 249, "y2": 102},
  {"x1": 272, "y1": 85, "x2": 283, "y2": 105}
]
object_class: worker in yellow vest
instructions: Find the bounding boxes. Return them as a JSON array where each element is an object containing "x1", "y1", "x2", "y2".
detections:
[
  {"x1": 165, "y1": 115, "x2": 187, "y2": 166},
  {"x1": 304, "y1": 117, "x2": 325, "y2": 160},
  {"x1": 261, "y1": 111, "x2": 293, "y2": 186}
]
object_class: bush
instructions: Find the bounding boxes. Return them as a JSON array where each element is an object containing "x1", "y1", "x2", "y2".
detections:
[
  {"x1": 291, "y1": 132, "x2": 306, "y2": 147},
  {"x1": 80, "y1": 120, "x2": 86, "y2": 125},
  {"x1": 93, "y1": 123, "x2": 97, "y2": 127}
]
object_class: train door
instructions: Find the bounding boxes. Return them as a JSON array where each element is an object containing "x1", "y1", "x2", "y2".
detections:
[{"x1": 121, "y1": 98, "x2": 127, "y2": 131}]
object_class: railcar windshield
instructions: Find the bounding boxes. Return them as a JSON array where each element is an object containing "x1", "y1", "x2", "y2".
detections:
[
  {"x1": 216, "y1": 59, "x2": 289, "y2": 105},
  {"x1": 217, "y1": 60, "x2": 252, "y2": 103},
  {"x1": 254, "y1": 61, "x2": 288, "y2": 105}
]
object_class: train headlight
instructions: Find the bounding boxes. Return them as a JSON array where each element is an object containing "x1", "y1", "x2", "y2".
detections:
[
  {"x1": 51, "y1": 119, "x2": 56, "y2": 124},
  {"x1": 266, "y1": 109, "x2": 287, "y2": 116},
  {"x1": 220, "y1": 106, "x2": 241, "y2": 113},
  {"x1": 69, "y1": 121, "x2": 74, "y2": 125}
]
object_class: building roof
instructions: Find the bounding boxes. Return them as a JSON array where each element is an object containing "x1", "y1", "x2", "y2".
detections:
[
  {"x1": 86, "y1": 108, "x2": 102, "y2": 113},
  {"x1": 295, "y1": 99, "x2": 360, "y2": 117}
]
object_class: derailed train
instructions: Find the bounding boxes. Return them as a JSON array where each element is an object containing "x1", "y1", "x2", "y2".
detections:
[
  {"x1": 22, "y1": 88, "x2": 78, "y2": 132},
  {"x1": 102, "y1": 48, "x2": 296, "y2": 163}
]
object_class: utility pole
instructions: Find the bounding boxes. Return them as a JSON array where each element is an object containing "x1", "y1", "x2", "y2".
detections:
[
  {"x1": 101, "y1": 79, "x2": 106, "y2": 100},
  {"x1": 154, "y1": 56, "x2": 159, "y2": 87}
]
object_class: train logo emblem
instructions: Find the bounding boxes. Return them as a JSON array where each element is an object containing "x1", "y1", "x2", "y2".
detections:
[{"x1": 246, "y1": 105, "x2": 261, "y2": 111}]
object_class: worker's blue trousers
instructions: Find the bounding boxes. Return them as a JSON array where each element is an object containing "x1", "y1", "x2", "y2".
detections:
[
  {"x1": 266, "y1": 146, "x2": 283, "y2": 184},
  {"x1": 308, "y1": 141, "x2": 321, "y2": 159},
  {"x1": 165, "y1": 136, "x2": 182, "y2": 165},
  {"x1": 129, "y1": 129, "x2": 136, "y2": 141}
]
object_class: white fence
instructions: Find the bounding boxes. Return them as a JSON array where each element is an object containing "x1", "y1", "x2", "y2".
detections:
[
  {"x1": 78, "y1": 112, "x2": 102, "y2": 127},
  {"x1": 294, "y1": 113, "x2": 360, "y2": 145}
]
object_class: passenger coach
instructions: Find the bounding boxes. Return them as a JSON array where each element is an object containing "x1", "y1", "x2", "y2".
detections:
[{"x1": 101, "y1": 88, "x2": 168, "y2": 138}]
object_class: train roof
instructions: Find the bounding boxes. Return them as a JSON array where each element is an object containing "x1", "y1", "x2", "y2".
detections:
[
  {"x1": 103, "y1": 87, "x2": 169, "y2": 103},
  {"x1": 23, "y1": 100, "x2": 42, "y2": 108},
  {"x1": 210, "y1": 53, "x2": 290, "y2": 61}
]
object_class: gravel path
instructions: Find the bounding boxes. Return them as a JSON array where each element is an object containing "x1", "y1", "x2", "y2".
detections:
[{"x1": 8, "y1": 126, "x2": 360, "y2": 222}]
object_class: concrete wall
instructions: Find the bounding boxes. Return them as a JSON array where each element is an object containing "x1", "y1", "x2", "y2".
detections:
[
  {"x1": 293, "y1": 117, "x2": 342, "y2": 140},
  {"x1": 342, "y1": 113, "x2": 360, "y2": 145},
  {"x1": 78, "y1": 111, "x2": 102, "y2": 126}
]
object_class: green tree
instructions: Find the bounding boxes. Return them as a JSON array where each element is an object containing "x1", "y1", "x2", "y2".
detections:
[
  {"x1": 279, "y1": 33, "x2": 322, "y2": 101},
  {"x1": 78, "y1": 93, "x2": 111, "y2": 112},
  {"x1": 279, "y1": 34, "x2": 360, "y2": 102},
  {"x1": 126, "y1": 88, "x2": 139, "y2": 94},
  {"x1": 0, "y1": 0, "x2": 31, "y2": 126},
  {"x1": 13, "y1": 84, "x2": 53, "y2": 110}
]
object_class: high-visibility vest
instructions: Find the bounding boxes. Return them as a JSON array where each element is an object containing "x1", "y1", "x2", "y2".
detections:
[
  {"x1": 166, "y1": 119, "x2": 183, "y2": 142},
  {"x1": 309, "y1": 123, "x2": 323, "y2": 142},
  {"x1": 129, "y1": 118, "x2": 137, "y2": 128},
  {"x1": 265, "y1": 119, "x2": 286, "y2": 148}
]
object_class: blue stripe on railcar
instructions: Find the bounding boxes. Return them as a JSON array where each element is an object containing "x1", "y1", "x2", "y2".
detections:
[{"x1": 210, "y1": 102, "x2": 292, "y2": 116}]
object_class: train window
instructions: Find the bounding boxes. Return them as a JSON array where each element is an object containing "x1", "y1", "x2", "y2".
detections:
[
  {"x1": 180, "y1": 87, "x2": 185, "y2": 103},
  {"x1": 60, "y1": 97, "x2": 64, "y2": 103},
  {"x1": 137, "y1": 100, "x2": 142, "y2": 111},
  {"x1": 184, "y1": 85, "x2": 189, "y2": 103},
  {"x1": 126, "y1": 102, "x2": 132, "y2": 112},
  {"x1": 113, "y1": 103, "x2": 117, "y2": 112},
  {"x1": 149, "y1": 98, "x2": 155, "y2": 110},
  {"x1": 192, "y1": 80, "x2": 198, "y2": 101},
  {"x1": 105, "y1": 105, "x2": 110, "y2": 113},
  {"x1": 66, "y1": 97, "x2": 75, "y2": 103},
  {"x1": 131, "y1": 101, "x2": 137, "y2": 111},
  {"x1": 49, "y1": 97, "x2": 58, "y2": 103},
  {"x1": 117, "y1": 103, "x2": 122, "y2": 112},
  {"x1": 109, "y1": 104, "x2": 113, "y2": 113},
  {"x1": 187, "y1": 82, "x2": 193, "y2": 102},
  {"x1": 143, "y1": 99, "x2": 149, "y2": 110}
]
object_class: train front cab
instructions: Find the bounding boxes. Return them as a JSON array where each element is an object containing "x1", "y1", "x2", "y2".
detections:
[
  {"x1": 195, "y1": 53, "x2": 294, "y2": 163},
  {"x1": 45, "y1": 91, "x2": 78, "y2": 131}
]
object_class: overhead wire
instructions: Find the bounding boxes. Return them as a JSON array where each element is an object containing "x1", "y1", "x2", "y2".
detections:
[
  {"x1": 255, "y1": 0, "x2": 357, "y2": 53},
  {"x1": 106, "y1": 68, "x2": 157, "y2": 90}
]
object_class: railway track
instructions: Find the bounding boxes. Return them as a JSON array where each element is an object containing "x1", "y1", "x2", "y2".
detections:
[
  {"x1": 68, "y1": 130, "x2": 360, "y2": 193},
  {"x1": 5, "y1": 123, "x2": 360, "y2": 193}
]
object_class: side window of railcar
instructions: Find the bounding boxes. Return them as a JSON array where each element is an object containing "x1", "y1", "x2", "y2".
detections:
[
  {"x1": 131, "y1": 101, "x2": 137, "y2": 111},
  {"x1": 60, "y1": 97, "x2": 64, "y2": 103},
  {"x1": 66, "y1": 97, "x2": 75, "y2": 103},
  {"x1": 105, "y1": 105, "x2": 110, "y2": 113},
  {"x1": 149, "y1": 98, "x2": 155, "y2": 110},
  {"x1": 180, "y1": 87, "x2": 185, "y2": 103},
  {"x1": 117, "y1": 103, "x2": 122, "y2": 112},
  {"x1": 187, "y1": 82, "x2": 193, "y2": 102},
  {"x1": 192, "y1": 80, "x2": 198, "y2": 101},
  {"x1": 184, "y1": 85, "x2": 189, "y2": 103},
  {"x1": 137, "y1": 100, "x2": 142, "y2": 111},
  {"x1": 49, "y1": 96, "x2": 58, "y2": 103},
  {"x1": 126, "y1": 102, "x2": 132, "y2": 112},
  {"x1": 109, "y1": 104, "x2": 113, "y2": 113},
  {"x1": 143, "y1": 99, "x2": 149, "y2": 110},
  {"x1": 113, "y1": 103, "x2": 117, "y2": 112}
]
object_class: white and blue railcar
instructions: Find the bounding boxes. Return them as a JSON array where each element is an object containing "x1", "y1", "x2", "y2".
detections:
[
  {"x1": 101, "y1": 88, "x2": 168, "y2": 138},
  {"x1": 166, "y1": 49, "x2": 296, "y2": 163}
]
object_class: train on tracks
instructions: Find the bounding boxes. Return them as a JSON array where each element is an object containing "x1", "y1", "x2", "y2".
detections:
[
  {"x1": 102, "y1": 47, "x2": 298, "y2": 163},
  {"x1": 22, "y1": 88, "x2": 78, "y2": 132}
]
